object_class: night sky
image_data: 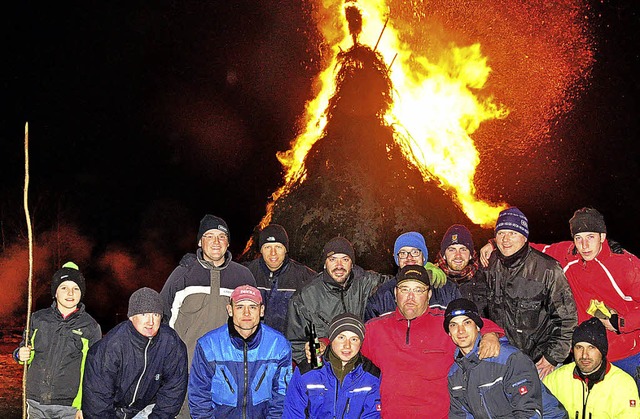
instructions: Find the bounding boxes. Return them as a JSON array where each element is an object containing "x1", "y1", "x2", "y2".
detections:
[{"x1": 1, "y1": 1, "x2": 639, "y2": 320}]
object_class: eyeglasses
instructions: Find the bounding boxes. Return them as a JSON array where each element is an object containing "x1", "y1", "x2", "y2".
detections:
[
  {"x1": 396, "y1": 286, "x2": 429, "y2": 295},
  {"x1": 397, "y1": 249, "x2": 422, "y2": 259}
]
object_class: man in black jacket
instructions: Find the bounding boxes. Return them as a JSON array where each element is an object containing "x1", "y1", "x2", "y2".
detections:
[{"x1": 83, "y1": 288, "x2": 188, "y2": 419}]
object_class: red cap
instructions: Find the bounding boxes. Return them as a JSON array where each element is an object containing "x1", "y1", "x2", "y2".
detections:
[{"x1": 230, "y1": 285, "x2": 262, "y2": 305}]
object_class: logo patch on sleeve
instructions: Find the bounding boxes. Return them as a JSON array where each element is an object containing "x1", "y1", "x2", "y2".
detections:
[
  {"x1": 630, "y1": 400, "x2": 636, "y2": 408},
  {"x1": 518, "y1": 385, "x2": 528, "y2": 395},
  {"x1": 376, "y1": 403, "x2": 382, "y2": 411}
]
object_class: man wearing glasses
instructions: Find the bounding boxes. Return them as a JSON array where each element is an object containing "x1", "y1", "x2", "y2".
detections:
[{"x1": 361, "y1": 265, "x2": 504, "y2": 419}]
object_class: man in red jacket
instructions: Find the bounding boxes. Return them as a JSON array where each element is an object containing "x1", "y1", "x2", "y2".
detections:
[{"x1": 360, "y1": 265, "x2": 504, "y2": 418}]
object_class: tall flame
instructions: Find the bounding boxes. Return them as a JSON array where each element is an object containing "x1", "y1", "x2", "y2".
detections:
[{"x1": 253, "y1": 0, "x2": 508, "y2": 245}]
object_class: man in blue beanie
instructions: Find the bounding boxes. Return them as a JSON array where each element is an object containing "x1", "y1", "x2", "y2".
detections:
[{"x1": 485, "y1": 207, "x2": 578, "y2": 380}]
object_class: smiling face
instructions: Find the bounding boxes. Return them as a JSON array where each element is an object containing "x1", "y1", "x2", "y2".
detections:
[
  {"x1": 55, "y1": 280, "x2": 81, "y2": 314},
  {"x1": 394, "y1": 280, "x2": 432, "y2": 320},
  {"x1": 129, "y1": 313, "x2": 162, "y2": 338},
  {"x1": 199, "y1": 229, "x2": 229, "y2": 266},
  {"x1": 325, "y1": 254, "x2": 353, "y2": 284},
  {"x1": 331, "y1": 331, "x2": 362, "y2": 365},
  {"x1": 574, "y1": 342, "x2": 604, "y2": 374},
  {"x1": 260, "y1": 242, "x2": 287, "y2": 271},
  {"x1": 448, "y1": 315, "x2": 480, "y2": 355},
  {"x1": 495, "y1": 229, "x2": 527, "y2": 257},
  {"x1": 227, "y1": 300, "x2": 264, "y2": 339},
  {"x1": 444, "y1": 244, "x2": 471, "y2": 271},
  {"x1": 573, "y1": 232, "x2": 606, "y2": 261}
]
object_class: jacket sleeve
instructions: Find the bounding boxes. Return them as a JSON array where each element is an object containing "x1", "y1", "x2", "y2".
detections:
[
  {"x1": 149, "y1": 337, "x2": 188, "y2": 419},
  {"x1": 286, "y1": 294, "x2": 310, "y2": 364},
  {"x1": 268, "y1": 343, "x2": 293, "y2": 419},
  {"x1": 364, "y1": 282, "x2": 395, "y2": 322},
  {"x1": 502, "y1": 351, "x2": 544, "y2": 418},
  {"x1": 282, "y1": 367, "x2": 307, "y2": 419},
  {"x1": 82, "y1": 343, "x2": 119, "y2": 419},
  {"x1": 188, "y1": 342, "x2": 216, "y2": 418},
  {"x1": 615, "y1": 254, "x2": 640, "y2": 335},
  {"x1": 542, "y1": 266, "x2": 578, "y2": 365},
  {"x1": 479, "y1": 318, "x2": 505, "y2": 337},
  {"x1": 160, "y1": 264, "x2": 188, "y2": 324},
  {"x1": 359, "y1": 375, "x2": 382, "y2": 419}
]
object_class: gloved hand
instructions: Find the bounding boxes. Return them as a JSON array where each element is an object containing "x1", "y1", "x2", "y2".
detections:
[{"x1": 424, "y1": 262, "x2": 447, "y2": 288}]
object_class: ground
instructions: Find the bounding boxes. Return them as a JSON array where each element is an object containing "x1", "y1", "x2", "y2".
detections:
[{"x1": 0, "y1": 328, "x2": 27, "y2": 419}]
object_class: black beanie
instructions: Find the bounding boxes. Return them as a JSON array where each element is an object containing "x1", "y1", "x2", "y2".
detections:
[
  {"x1": 127, "y1": 287, "x2": 164, "y2": 317},
  {"x1": 258, "y1": 224, "x2": 289, "y2": 251},
  {"x1": 323, "y1": 237, "x2": 355, "y2": 262},
  {"x1": 51, "y1": 262, "x2": 86, "y2": 300},
  {"x1": 569, "y1": 207, "x2": 607, "y2": 237},
  {"x1": 197, "y1": 214, "x2": 230, "y2": 243},
  {"x1": 573, "y1": 318, "x2": 608, "y2": 358},
  {"x1": 443, "y1": 298, "x2": 484, "y2": 333},
  {"x1": 328, "y1": 312, "x2": 365, "y2": 342}
]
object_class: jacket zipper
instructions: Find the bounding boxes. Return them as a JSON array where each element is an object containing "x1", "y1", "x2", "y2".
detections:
[
  {"x1": 406, "y1": 319, "x2": 412, "y2": 344},
  {"x1": 243, "y1": 341, "x2": 248, "y2": 419},
  {"x1": 128, "y1": 338, "x2": 151, "y2": 416},
  {"x1": 341, "y1": 398, "x2": 351, "y2": 418}
]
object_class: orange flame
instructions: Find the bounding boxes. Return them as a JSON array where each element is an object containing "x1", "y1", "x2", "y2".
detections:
[{"x1": 255, "y1": 0, "x2": 508, "y2": 242}]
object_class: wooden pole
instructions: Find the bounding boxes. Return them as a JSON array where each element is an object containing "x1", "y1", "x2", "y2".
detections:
[{"x1": 22, "y1": 122, "x2": 34, "y2": 419}]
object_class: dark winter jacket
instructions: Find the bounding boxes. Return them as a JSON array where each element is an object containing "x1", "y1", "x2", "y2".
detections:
[
  {"x1": 15, "y1": 303, "x2": 101, "y2": 408},
  {"x1": 286, "y1": 265, "x2": 389, "y2": 363},
  {"x1": 486, "y1": 244, "x2": 578, "y2": 365},
  {"x1": 448, "y1": 336, "x2": 567, "y2": 419},
  {"x1": 364, "y1": 276, "x2": 461, "y2": 322},
  {"x1": 188, "y1": 320, "x2": 292, "y2": 419},
  {"x1": 434, "y1": 253, "x2": 490, "y2": 317},
  {"x1": 160, "y1": 249, "x2": 256, "y2": 366},
  {"x1": 283, "y1": 354, "x2": 381, "y2": 418},
  {"x1": 244, "y1": 256, "x2": 316, "y2": 334},
  {"x1": 82, "y1": 321, "x2": 188, "y2": 419}
]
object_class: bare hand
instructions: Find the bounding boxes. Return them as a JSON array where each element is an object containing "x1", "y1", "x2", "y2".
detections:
[
  {"x1": 75, "y1": 410, "x2": 83, "y2": 419},
  {"x1": 478, "y1": 333, "x2": 500, "y2": 359},
  {"x1": 536, "y1": 356, "x2": 555, "y2": 380},
  {"x1": 599, "y1": 317, "x2": 618, "y2": 333},
  {"x1": 304, "y1": 340, "x2": 327, "y2": 363},
  {"x1": 480, "y1": 242, "x2": 494, "y2": 268},
  {"x1": 18, "y1": 346, "x2": 31, "y2": 362}
]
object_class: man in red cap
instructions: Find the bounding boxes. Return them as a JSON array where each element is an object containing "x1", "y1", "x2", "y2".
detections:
[{"x1": 189, "y1": 285, "x2": 292, "y2": 418}]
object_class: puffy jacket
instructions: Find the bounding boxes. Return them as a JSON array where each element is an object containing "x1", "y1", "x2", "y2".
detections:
[
  {"x1": 15, "y1": 303, "x2": 101, "y2": 408},
  {"x1": 534, "y1": 240, "x2": 640, "y2": 362},
  {"x1": 486, "y1": 244, "x2": 578, "y2": 365},
  {"x1": 283, "y1": 355, "x2": 381, "y2": 418},
  {"x1": 244, "y1": 256, "x2": 316, "y2": 334},
  {"x1": 361, "y1": 307, "x2": 504, "y2": 419},
  {"x1": 364, "y1": 276, "x2": 461, "y2": 321},
  {"x1": 448, "y1": 336, "x2": 567, "y2": 419},
  {"x1": 543, "y1": 361, "x2": 640, "y2": 418},
  {"x1": 82, "y1": 321, "x2": 188, "y2": 419},
  {"x1": 160, "y1": 249, "x2": 256, "y2": 366},
  {"x1": 286, "y1": 265, "x2": 389, "y2": 363},
  {"x1": 189, "y1": 320, "x2": 292, "y2": 418}
]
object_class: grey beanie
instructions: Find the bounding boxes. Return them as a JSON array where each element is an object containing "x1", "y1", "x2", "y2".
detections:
[
  {"x1": 328, "y1": 312, "x2": 365, "y2": 342},
  {"x1": 128, "y1": 287, "x2": 163, "y2": 317}
]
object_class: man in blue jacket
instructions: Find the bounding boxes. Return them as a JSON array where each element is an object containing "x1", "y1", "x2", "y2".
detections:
[
  {"x1": 83, "y1": 288, "x2": 188, "y2": 419},
  {"x1": 445, "y1": 298, "x2": 567, "y2": 418},
  {"x1": 189, "y1": 285, "x2": 292, "y2": 418},
  {"x1": 283, "y1": 312, "x2": 382, "y2": 418}
]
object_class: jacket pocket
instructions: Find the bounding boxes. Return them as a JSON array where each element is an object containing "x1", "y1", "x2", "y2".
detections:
[
  {"x1": 478, "y1": 376, "x2": 512, "y2": 417},
  {"x1": 251, "y1": 363, "x2": 276, "y2": 405},
  {"x1": 211, "y1": 365, "x2": 237, "y2": 407}
]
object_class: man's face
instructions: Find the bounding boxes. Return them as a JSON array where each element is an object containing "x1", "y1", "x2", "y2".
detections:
[
  {"x1": 574, "y1": 232, "x2": 606, "y2": 262},
  {"x1": 394, "y1": 280, "x2": 432, "y2": 320},
  {"x1": 227, "y1": 300, "x2": 264, "y2": 336},
  {"x1": 260, "y1": 242, "x2": 287, "y2": 271},
  {"x1": 129, "y1": 313, "x2": 162, "y2": 338},
  {"x1": 574, "y1": 342, "x2": 603, "y2": 374},
  {"x1": 448, "y1": 315, "x2": 480, "y2": 355},
  {"x1": 397, "y1": 246, "x2": 425, "y2": 269},
  {"x1": 199, "y1": 229, "x2": 229, "y2": 266},
  {"x1": 444, "y1": 244, "x2": 471, "y2": 271},
  {"x1": 495, "y1": 229, "x2": 527, "y2": 257},
  {"x1": 325, "y1": 253, "x2": 353, "y2": 284},
  {"x1": 55, "y1": 280, "x2": 81, "y2": 312},
  {"x1": 330, "y1": 331, "x2": 362, "y2": 364}
]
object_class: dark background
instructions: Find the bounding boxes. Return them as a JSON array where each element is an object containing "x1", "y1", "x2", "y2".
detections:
[{"x1": 1, "y1": 1, "x2": 639, "y2": 324}]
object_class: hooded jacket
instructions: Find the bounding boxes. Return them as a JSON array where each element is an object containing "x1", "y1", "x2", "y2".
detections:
[
  {"x1": 82, "y1": 321, "x2": 188, "y2": 419},
  {"x1": 188, "y1": 320, "x2": 292, "y2": 419},
  {"x1": 286, "y1": 265, "x2": 388, "y2": 363},
  {"x1": 486, "y1": 244, "x2": 578, "y2": 365},
  {"x1": 15, "y1": 302, "x2": 101, "y2": 408},
  {"x1": 244, "y1": 256, "x2": 316, "y2": 334},
  {"x1": 283, "y1": 354, "x2": 381, "y2": 418}
]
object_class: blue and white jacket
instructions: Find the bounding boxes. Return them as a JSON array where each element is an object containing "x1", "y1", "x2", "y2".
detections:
[
  {"x1": 189, "y1": 319, "x2": 292, "y2": 418},
  {"x1": 283, "y1": 354, "x2": 382, "y2": 419},
  {"x1": 448, "y1": 336, "x2": 567, "y2": 419}
]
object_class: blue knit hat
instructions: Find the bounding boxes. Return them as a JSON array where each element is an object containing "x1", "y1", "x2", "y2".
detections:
[
  {"x1": 495, "y1": 207, "x2": 529, "y2": 239},
  {"x1": 394, "y1": 232, "x2": 428, "y2": 266}
]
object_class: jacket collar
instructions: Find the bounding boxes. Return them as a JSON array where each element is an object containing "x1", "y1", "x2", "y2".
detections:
[
  {"x1": 258, "y1": 256, "x2": 290, "y2": 277},
  {"x1": 197, "y1": 248, "x2": 232, "y2": 270},
  {"x1": 126, "y1": 320, "x2": 157, "y2": 349},
  {"x1": 322, "y1": 269, "x2": 353, "y2": 291},
  {"x1": 227, "y1": 317, "x2": 262, "y2": 350},
  {"x1": 572, "y1": 359, "x2": 610, "y2": 389},
  {"x1": 496, "y1": 242, "x2": 530, "y2": 268}
]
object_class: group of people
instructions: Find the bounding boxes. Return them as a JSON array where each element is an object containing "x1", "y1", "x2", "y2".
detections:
[{"x1": 14, "y1": 207, "x2": 640, "y2": 418}]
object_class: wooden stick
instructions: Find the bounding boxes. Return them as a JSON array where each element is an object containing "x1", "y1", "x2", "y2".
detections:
[{"x1": 22, "y1": 122, "x2": 34, "y2": 419}]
